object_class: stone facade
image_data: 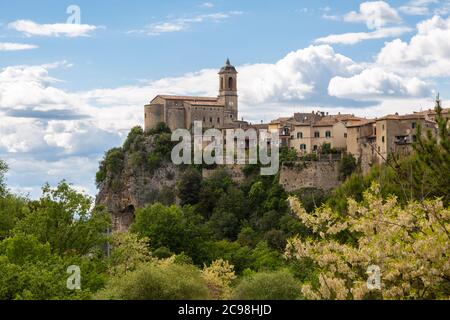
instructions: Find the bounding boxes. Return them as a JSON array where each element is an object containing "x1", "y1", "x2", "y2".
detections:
[
  {"x1": 144, "y1": 59, "x2": 240, "y2": 132},
  {"x1": 279, "y1": 160, "x2": 341, "y2": 192}
]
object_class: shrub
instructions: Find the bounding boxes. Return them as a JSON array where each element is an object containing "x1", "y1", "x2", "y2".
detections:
[
  {"x1": 96, "y1": 261, "x2": 209, "y2": 300},
  {"x1": 232, "y1": 270, "x2": 301, "y2": 300}
]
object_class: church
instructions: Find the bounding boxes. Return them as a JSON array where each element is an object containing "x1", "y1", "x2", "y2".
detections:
[{"x1": 144, "y1": 59, "x2": 242, "y2": 132}]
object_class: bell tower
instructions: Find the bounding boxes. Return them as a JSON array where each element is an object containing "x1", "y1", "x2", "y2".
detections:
[{"x1": 219, "y1": 58, "x2": 238, "y2": 122}]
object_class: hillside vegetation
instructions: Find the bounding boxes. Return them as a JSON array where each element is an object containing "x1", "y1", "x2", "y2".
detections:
[{"x1": 0, "y1": 107, "x2": 448, "y2": 300}]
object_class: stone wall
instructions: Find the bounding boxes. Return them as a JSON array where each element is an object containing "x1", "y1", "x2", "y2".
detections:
[{"x1": 279, "y1": 160, "x2": 341, "y2": 192}]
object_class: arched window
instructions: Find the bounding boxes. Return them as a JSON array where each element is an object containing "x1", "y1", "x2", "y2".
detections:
[
  {"x1": 228, "y1": 77, "x2": 233, "y2": 90},
  {"x1": 221, "y1": 77, "x2": 224, "y2": 90}
]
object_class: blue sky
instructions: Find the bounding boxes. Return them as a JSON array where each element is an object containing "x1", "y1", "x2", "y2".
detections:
[{"x1": 1, "y1": 0, "x2": 450, "y2": 198}]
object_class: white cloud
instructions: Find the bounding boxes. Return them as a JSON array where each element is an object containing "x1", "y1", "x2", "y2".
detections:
[
  {"x1": 322, "y1": 14, "x2": 340, "y2": 21},
  {"x1": 0, "y1": 42, "x2": 38, "y2": 51},
  {"x1": 0, "y1": 63, "x2": 77, "y2": 111},
  {"x1": 314, "y1": 26, "x2": 412, "y2": 45},
  {"x1": 200, "y1": 2, "x2": 214, "y2": 8},
  {"x1": 129, "y1": 11, "x2": 242, "y2": 35},
  {"x1": 0, "y1": 38, "x2": 442, "y2": 197},
  {"x1": 344, "y1": 1, "x2": 402, "y2": 29},
  {"x1": 377, "y1": 15, "x2": 450, "y2": 77},
  {"x1": 328, "y1": 67, "x2": 430, "y2": 99},
  {"x1": 399, "y1": 0, "x2": 438, "y2": 16},
  {"x1": 8, "y1": 20, "x2": 99, "y2": 37}
]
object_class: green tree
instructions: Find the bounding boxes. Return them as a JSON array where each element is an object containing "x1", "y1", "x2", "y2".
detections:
[
  {"x1": 14, "y1": 181, "x2": 111, "y2": 256},
  {"x1": 177, "y1": 168, "x2": 202, "y2": 206},
  {"x1": 232, "y1": 270, "x2": 301, "y2": 300},
  {"x1": 96, "y1": 260, "x2": 209, "y2": 300},
  {"x1": 413, "y1": 99, "x2": 450, "y2": 204},
  {"x1": 0, "y1": 194, "x2": 27, "y2": 240},
  {"x1": 130, "y1": 203, "x2": 210, "y2": 264},
  {"x1": 0, "y1": 159, "x2": 7, "y2": 196},
  {"x1": 0, "y1": 234, "x2": 95, "y2": 300},
  {"x1": 338, "y1": 153, "x2": 358, "y2": 181}
]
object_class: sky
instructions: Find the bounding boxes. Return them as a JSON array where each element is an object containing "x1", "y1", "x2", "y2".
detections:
[{"x1": 1, "y1": 0, "x2": 450, "y2": 199}]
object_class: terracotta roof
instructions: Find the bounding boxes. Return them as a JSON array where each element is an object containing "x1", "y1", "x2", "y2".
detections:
[
  {"x1": 313, "y1": 117, "x2": 339, "y2": 127},
  {"x1": 346, "y1": 119, "x2": 376, "y2": 128},
  {"x1": 153, "y1": 95, "x2": 219, "y2": 102},
  {"x1": 377, "y1": 113, "x2": 426, "y2": 121},
  {"x1": 270, "y1": 117, "x2": 291, "y2": 124}
]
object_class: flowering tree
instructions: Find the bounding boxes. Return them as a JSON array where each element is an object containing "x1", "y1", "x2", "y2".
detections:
[
  {"x1": 285, "y1": 183, "x2": 450, "y2": 300},
  {"x1": 202, "y1": 259, "x2": 236, "y2": 300}
]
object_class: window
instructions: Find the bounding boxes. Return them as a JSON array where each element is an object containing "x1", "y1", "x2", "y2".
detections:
[
  {"x1": 203, "y1": 117, "x2": 206, "y2": 122},
  {"x1": 230, "y1": 114, "x2": 233, "y2": 118},
  {"x1": 300, "y1": 144, "x2": 306, "y2": 150},
  {"x1": 297, "y1": 132, "x2": 303, "y2": 139},
  {"x1": 325, "y1": 131, "x2": 331, "y2": 138},
  {"x1": 229, "y1": 101, "x2": 234, "y2": 106},
  {"x1": 412, "y1": 135, "x2": 417, "y2": 142},
  {"x1": 382, "y1": 136, "x2": 385, "y2": 143},
  {"x1": 382, "y1": 124, "x2": 385, "y2": 130},
  {"x1": 217, "y1": 117, "x2": 220, "y2": 123},
  {"x1": 314, "y1": 131, "x2": 320, "y2": 138},
  {"x1": 313, "y1": 145, "x2": 318, "y2": 151},
  {"x1": 412, "y1": 122, "x2": 417, "y2": 129},
  {"x1": 210, "y1": 117, "x2": 213, "y2": 123},
  {"x1": 228, "y1": 77, "x2": 233, "y2": 89},
  {"x1": 344, "y1": 133, "x2": 347, "y2": 138}
]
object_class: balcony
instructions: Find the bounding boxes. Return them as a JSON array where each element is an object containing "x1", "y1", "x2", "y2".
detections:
[{"x1": 394, "y1": 135, "x2": 412, "y2": 145}]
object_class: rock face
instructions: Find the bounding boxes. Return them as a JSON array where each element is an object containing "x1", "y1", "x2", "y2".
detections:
[
  {"x1": 95, "y1": 133, "x2": 182, "y2": 231},
  {"x1": 279, "y1": 160, "x2": 341, "y2": 193}
]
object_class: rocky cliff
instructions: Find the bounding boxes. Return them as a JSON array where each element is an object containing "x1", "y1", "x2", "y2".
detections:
[{"x1": 95, "y1": 126, "x2": 182, "y2": 231}]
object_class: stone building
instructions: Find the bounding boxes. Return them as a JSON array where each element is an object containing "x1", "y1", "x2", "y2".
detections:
[
  {"x1": 268, "y1": 111, "x2": 363, "y2": 153},
  {"x1": 144, "y1": 59, "x2": 240, "y2": 132},
  {"x1": 346, "y1": 96, "x2": 448, "y2": 171}
]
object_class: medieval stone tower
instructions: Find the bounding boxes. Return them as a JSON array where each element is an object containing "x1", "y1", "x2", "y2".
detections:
[
  {"x1": 218, "y1": 58, "x2": 238, "y2": 123},
  {"x1": 144, "y1": 59, "x2": 240, "y2": 132}
]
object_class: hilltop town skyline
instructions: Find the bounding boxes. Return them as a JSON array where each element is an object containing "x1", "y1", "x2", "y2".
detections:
[{"x1": 1, "y1": 0, "x2": 450, "y2": 198}]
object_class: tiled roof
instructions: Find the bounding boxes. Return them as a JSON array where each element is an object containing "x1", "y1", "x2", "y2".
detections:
[
  {"x1": 377, "y1": 114, "x2": 426, "y2": 121},
  {"x1": 346, "y1": 119, "x2": 376, "y2": 128},
  {"x1": 154, "y1": 95, "x2": 219, "y2": 102}
]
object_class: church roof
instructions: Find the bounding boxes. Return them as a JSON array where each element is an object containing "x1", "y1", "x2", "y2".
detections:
[{"x1": 151, "y1": 95, "x2": 219, "y2": 103}]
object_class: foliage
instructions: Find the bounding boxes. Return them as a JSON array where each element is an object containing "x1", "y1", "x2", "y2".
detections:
[
  {"x1": 0, "y1": 159, "x2": 7, "y2": 196},
  {"x1": 130, "y1": 203, "x2": 210, "y2": 264},
  {"x1": 96, "y1": 147, "x2": 125, "y2": 187},
  {"x1": 286, "y1": 183, "x2": 450, "y2": 299},
  {"x1": 96, "y1": 259, "x2": 210, "y2": 300},
  {"x1": 0, "y1": 194, "x2": 27, "y2": 240},
  {"x1": 0, "y1": 234, "x2": 96, "y2": 300},
  {"x1": 291, "y1": 188, "x2": 329, "y2": 213},
  {"x1": 232, "y1": 270, "x2": 301, "y2": 300},
  {"x1": 147, "y1": 122, "x2": 171, "y2": 135},
  {"x1": 202, "y1": 259, "x2": 236, "y2": 300},
  {"x1": 177, "y1": 167, "x2": 202, "y2": 206},
  {"x1": 338, "y1": 153, "x2": 358, "y2": 181},
  {"x1": 280, "y1": 147, "x2": 298, "y2": 163},
  {"x1": 413, "y1": 103, "x2": 450, "y2": 204},
  {"x1": 14, "y1": 181, "x2": 111, "y2": 256},
  {"x1": 107, "y1": 232, "x2": 152, "y2": 276}
]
